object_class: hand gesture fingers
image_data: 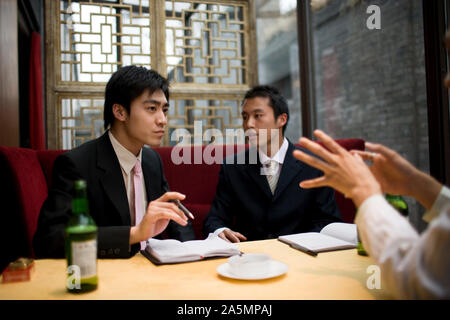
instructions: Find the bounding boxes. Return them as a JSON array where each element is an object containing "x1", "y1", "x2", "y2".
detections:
[
  {"x1": 293, "y1": 149, "x2": 330, "y2": 173},
  {"x1": 297, "y1": 136, "x2": 335, "y2": 165},
  {"x1": 365, "y1": 142, "x2": 398, "y2": 159},
  {"x1": 293, "y1": 130, "x2": 381, "y2": 207},
  {"x1": 298, "y1": 176, "x2": 328, "y2": 189},
  {"x1": 312, "y1": 130, "x2": 347, "y2": 155},
  {"x1": 351, "y1": 150, "x2": 381, "y2": 163}
]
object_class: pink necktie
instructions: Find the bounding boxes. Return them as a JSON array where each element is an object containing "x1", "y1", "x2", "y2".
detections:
[{"x1": 133, "y1": 159, "x2": 146, "y2": 250}]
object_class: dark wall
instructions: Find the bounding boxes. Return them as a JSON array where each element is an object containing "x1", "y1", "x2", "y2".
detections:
[{"x1": 311, "y1": 0, "x2": 428, "y2": 231}]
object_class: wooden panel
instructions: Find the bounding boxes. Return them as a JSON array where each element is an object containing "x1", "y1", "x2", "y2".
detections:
[
  {"x1": 0, "y1": 0, "x2": 19, "y2": 146},
  {"x1": 46, "y1": 0, "x2": 256, "y2": 149}
]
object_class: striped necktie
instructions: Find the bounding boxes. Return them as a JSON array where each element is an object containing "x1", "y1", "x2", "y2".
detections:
[{"x1": 265, "y1": 160, "x2": 279, "y2": 195}]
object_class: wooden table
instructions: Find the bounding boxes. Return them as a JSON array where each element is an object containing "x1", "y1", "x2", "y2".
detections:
[{"x1": 0, "y1": 239, "x2": 391, "y2": 300}]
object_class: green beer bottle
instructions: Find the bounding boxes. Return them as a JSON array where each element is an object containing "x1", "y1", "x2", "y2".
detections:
[
  {"x1": 355, "y1": 204, "x2": 368, "y2": 256},
  {"x1": 385, "y1": 194, "x2": 409, "y2": 216},
  {"x1": 65, "y1": 180, "x2": 98, "y2": 293},
  {"x1": 357, "y1": 228, "x2": 368, "y2": 256}
]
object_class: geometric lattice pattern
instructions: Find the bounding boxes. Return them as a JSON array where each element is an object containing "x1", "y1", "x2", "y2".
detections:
[
  {"x1": 165, "y1": 98, "x2": 243, "y2": 145},
  {"x1": 50, "y1": 0, "x2": 253, "y2": 149},
  {"x1": 60, "y1": 0, "x2": 151, "y2": 82},
  {"x1": 60, "y1": 97, "x2": 105, "y2": 149},
  {"x1": 165, "y1": 1, "x2": 248, "y2": 85}
]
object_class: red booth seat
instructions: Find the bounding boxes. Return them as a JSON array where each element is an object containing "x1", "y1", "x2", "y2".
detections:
[{"x1": 0, "y1": 139, "x2": 364, "y2": 271}]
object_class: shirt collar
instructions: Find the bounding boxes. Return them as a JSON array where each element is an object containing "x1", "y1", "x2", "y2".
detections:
[
  {"x1": 259, "y1": 137, "x2": 288, "y2": 165},
  {"x1": 108, "y1": 130, "x2": 142, "y2": 174}
]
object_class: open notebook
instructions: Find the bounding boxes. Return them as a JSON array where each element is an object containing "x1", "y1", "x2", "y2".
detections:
[
  {"x1": 141, "y1": 234, "x2": 241, "y2": 265},
  {"x1": 278, "y1": 223, "x2": 358, "y2": 255}
]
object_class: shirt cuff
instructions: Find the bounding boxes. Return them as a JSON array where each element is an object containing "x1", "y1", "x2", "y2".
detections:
[
  {"x1": 213, "y1": 227, "x2": 230, "y2": 237},
  {"x1": 354, "y1": 193, "x2": 417, "y2": 259},
  {"x1": 423, "y1": 186, "x2": 450, "y2": 223},
  {"x1": 354, "y1": 193, "x2": 384, "y2": 225}
]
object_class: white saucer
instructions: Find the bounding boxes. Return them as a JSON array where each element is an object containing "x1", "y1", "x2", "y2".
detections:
[{"x1": 217, "y1": 260, "x2": 288, "y2": 280}]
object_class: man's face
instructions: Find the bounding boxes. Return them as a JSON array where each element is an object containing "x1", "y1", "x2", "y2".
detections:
[
  {"x1": 445, "y1": 30, "x2": 450, "y2": 88},
  {"x1": 241, "y1": 96, "x2": 285, "y2": 150},
  {"x1": 123, "y1": 88, "x2": 168, "y2": 148}
]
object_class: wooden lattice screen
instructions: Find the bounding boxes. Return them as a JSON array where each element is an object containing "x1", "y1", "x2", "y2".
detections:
[{"x1": 45, "y1": 0, "x2": 257, "y2": 149}]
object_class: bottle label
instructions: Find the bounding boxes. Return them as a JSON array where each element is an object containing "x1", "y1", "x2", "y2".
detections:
[{"x1": 71, "y1": 240, "x2": 97, "y2": 279}]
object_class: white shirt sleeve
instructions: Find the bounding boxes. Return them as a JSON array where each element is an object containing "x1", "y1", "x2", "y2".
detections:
[
  {"x1": 423, "y1": 186, "x2": 450, "y2": 223},
  {"x1": 213, "y1": 227, "x2": 230, "y2": 237},
  {"x1": 355, "y1": 194, "x2": 450, "y2": 299}
]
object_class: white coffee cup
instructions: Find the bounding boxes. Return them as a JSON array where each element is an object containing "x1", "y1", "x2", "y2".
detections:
[{"x1": 228, "y1": 253, "x2": 271, "y2": 277}]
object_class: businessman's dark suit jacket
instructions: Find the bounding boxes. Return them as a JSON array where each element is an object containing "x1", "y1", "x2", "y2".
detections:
[
  {"x1": 33, "y1": 132, "x2": 195, "y2": 259},
  {"x1": 203, "y1": 141, "x2": 342, "y2": 240}
]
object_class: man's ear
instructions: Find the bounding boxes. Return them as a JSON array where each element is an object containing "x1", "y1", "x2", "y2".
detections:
[
  {"x1": 112, "y1": 104, "x2": 128, "y2": 122},
  {"x1": 277, "y1": 113, "x2": 287, "y2": 129}
]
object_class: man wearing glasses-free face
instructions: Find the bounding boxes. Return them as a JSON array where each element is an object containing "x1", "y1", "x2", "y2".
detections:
[{"x1": 204, "y1": 85, "x2": 342, "y2": 242}]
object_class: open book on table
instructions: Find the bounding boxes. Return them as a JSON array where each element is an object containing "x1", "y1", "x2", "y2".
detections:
[
  {"x1": 141, "y1": 234, "x2": 241, "y2": 265},
  {"x1": 278, "y1": 223, "x2": 358, "y2": 255}
]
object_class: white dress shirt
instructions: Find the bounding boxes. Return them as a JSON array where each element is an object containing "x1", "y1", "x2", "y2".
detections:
[
  {"x1": 108, "y1": 131, "x2": 147, "y2": 225},
  {"x1": 213, "y1": 138, "x2": 289, "y2": 237},
  {"x1": 258, "y1": 137, "x2": 289, "y2": 183},
  {"x1": 355, "y1": 186, "x2": 450, "y2": 299},
  {"x1": 423, "y1": 185, "x2": 450, "y2": 223}
]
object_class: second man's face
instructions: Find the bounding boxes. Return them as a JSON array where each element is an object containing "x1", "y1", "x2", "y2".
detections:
[{"x1": 241, "y1": 96, "x2": 284, "y2": 150}]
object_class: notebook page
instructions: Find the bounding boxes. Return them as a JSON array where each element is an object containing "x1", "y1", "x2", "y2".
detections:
[
  {"x1": 320, "y1": 223, "x2": 358, "y2": 245},
  {"x1": 146, "y1": 238, "x2": 199, "y2": 262},
  {"x1": 145, "y1": 235, "x2": 240, "y2": 263},
  {"x1": 279, "y1": 232, "x2": 355, "y2": 252},
  {"x1": 182, "y1": 234, "x2": 240, "y2": 258}
]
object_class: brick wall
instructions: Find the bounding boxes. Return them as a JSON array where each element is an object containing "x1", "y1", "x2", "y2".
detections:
[{"x1": 311, "y1": 0, "x2": 428, "y2": 230}]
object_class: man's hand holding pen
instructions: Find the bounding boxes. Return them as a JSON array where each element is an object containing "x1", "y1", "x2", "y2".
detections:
[
  {"x1": 129, "y1": 191, "x2": 192, "y2": 245},
  {"x1": 170, "y1": 199, "x2": 195, "y2": 220}
]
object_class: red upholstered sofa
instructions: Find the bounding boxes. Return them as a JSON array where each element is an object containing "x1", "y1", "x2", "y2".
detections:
[{"x1": 0, "y1": 139, "x2": 364, "y2": 271}]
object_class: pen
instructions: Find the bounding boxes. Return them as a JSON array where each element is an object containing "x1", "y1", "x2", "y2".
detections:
[
  {"x1": 163, "y1": 186, "x2": 195, "y2": 220},
  {"x1": 171, "y1": 199, "x2": 195, "y2": 220}
]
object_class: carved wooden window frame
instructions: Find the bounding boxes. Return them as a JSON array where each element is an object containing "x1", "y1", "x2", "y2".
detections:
[{"x1": 45, "y1": 0, "x2": 257, "y2": 149}]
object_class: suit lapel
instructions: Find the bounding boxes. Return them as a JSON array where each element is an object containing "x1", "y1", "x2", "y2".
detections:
[
  {"x1": 272, "y1": 142, "x2": 305, "y2": 201},
  {"x1": 96, "y1": 132, "x2": 131, "y2": 225},
  {"x1": 141, "y1": 148, "x2": 161, "y2": 201}
]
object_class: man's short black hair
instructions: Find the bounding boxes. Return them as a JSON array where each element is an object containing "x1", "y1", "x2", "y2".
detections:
[
  {"x1": 103, "y1": 66, "x2": 169, "y2": 130},
  {"x1": 243, "y1": 85, "x2": 289, "y2": 134}
]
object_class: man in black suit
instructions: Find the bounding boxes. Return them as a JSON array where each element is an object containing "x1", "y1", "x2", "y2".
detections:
[
  {"x1": 33, "y1": 66, "x2": 195, "y2": 258},
  {"x1": 203, "y1": 86, "x2": 341, "y2": 242}
]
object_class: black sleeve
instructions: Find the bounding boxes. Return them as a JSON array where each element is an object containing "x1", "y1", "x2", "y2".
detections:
[
  {"x1": 33, "y1": 154, "x2": 81, "y2": 258},
  {"x1": 33, "y1": 154, "x2": 137, "y2": 259},
  {"x1": 203, "y1": 164, "x2": 235, "y2": 236}
]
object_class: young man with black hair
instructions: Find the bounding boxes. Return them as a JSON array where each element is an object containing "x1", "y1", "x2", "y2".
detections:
[
  {"x1": 33, "y1": 66, "x2": 195, "y2": 258},
  {"x1": 203, "y1": 85, "x2": 341, "y2": 242}
]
